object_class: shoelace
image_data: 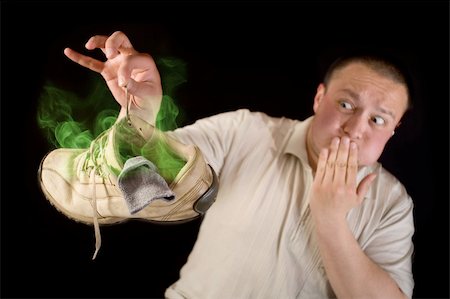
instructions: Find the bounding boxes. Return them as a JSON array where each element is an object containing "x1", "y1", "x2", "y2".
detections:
[
  {"x1": 83, "y1": 131, "x2": 108, "y2": 260},
  {"x1": 86, "y1": 86, "x2": 134, "y2": 260},
  {"x1": 90, "y1": 164, "x2": 101, "y2": 260}
]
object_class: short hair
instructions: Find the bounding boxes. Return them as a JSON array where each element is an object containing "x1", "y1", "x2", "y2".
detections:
[{"x1": 323, "y1": 54, "x2": 412, "y2": 110}]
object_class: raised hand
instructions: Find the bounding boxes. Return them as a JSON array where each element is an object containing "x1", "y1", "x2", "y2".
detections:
[
  {"x1": 310, "y1": 136, "x2": 377, "y2": 226},
  {"x1": 64, "y1": 31, "x2": 162, "y2": 125}
]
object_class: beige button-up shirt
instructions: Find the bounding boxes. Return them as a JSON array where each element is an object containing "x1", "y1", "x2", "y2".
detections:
[{"x1": 165, "y1": 109, "x2": 414, "y2": 299}]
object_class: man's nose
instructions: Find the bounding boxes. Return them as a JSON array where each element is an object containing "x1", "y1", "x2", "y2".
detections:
[{"x1": 343, "y1": 114, "x2": 368, "y2": 139}]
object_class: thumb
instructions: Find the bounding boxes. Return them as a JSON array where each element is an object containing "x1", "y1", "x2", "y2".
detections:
[
  {"x1": 122, "y1": 78, "x2": 160, "y2": 104},
  {"x1": 356, "y1": 173, "x2": 377, "y2": 203}
]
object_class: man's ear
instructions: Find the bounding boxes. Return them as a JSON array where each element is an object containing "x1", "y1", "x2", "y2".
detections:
[{"x1": 313, "y1": 83, "x2": 326, "y2": 113}]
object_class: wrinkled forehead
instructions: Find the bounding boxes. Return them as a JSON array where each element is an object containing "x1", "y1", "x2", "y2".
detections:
[
  {"x1": 329, "y1": 61, "x2": 408, "y2": 96},
  {"x1": 327, "y1": 63, "x2": 409, "y2": 116}
]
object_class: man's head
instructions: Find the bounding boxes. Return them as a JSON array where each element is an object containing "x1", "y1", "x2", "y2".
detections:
[{"x1": 307, "y1": 55, "x2": 410, "y2": 169}]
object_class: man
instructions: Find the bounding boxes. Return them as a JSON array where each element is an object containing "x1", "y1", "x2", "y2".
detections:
[{"x1": 41, "y1": 30, "x2": 414, "y2": 298}]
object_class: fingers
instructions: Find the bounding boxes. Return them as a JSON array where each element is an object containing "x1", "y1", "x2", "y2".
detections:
[
  {"x1": 117, "y1": 53, "x2": 159, "y2": 86},
  {"x1": 121, "y1": 78, "x2": 158, "y2": 109},
  {"x1": 313, "y1": 137, "x2": 376, "y2": 213},
  {"x1": 334, "y1": 137, "x2": 350, "y2": 185},
  {"x1": 85, "y1": 31, "x2": 136, "y2": 59},
  {"x1": 117, "y1": 54, "x2": 162, "y2": 99},
  {"x1": 104, "y1": 31, "x2": 135, "y2": 59},
  {"x1": 85, "y1": 35, "x2": 108, "y2": 50},
  {"x1": 64, "y1": 47, "x2": 104, "y2": 73},
  {"x1": 315, "y1": 148, "x2": 329, "y2": 184},
  {"x1": 323, "y1": 137, "x2": 340, "y2": 183},
  {"x1": 346, "y1": 141, "x2": 358, "y2": 186},
  {"x1": 321, "y1": 136, "x2": 358, "y2": 186}
]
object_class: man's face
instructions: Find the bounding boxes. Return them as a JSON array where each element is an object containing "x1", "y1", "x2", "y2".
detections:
[{"x1": 309, "y1": 62, "x2": 408, "y2": 167}]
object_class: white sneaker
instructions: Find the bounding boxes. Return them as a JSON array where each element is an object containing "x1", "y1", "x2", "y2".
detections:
[{"x1": 38, "y1": 114, "x2": 218, "y2": 258}]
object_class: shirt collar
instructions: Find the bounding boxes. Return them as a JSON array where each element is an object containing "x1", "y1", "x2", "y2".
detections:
[{"x1": 283, "y1": 116, "x2": 314, "y2": 166}]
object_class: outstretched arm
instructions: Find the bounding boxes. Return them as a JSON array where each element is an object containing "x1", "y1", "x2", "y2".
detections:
[
  {"x1": 310, "y1": 136, "x2": 407, "y2": 299},
  {"x1": 64, "y1": 30, "x2": 162, "y2": 126}
]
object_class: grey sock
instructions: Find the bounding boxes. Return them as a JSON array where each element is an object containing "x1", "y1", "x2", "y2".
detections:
[{"x1": 118, "y1": 156, "x2": 175, "y2": 214}]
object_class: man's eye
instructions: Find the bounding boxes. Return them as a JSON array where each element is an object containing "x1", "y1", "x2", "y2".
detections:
[
  {"x1": 371, "y1": 116, "x2": 386, "y2": 126},
  {"x1": 339, "y1": 101, "x2": 353, "y2": 110}
]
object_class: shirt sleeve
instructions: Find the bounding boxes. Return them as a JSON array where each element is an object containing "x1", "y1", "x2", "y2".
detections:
[
  {"x1": 167, "y1": 109, "x2": 253, "y2": 176},
  {"x1": 362, "y1": 175, "x2": 415, "y2": 298}
]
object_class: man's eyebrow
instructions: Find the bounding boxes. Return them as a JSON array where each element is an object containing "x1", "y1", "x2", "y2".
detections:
[
  {"x1": 340, "y1": 88, "x2": 396, "y2": 119},
  {"x1": 377, "y1": 107, "x2": 396, "y2": 119},
  {"x1": 340, "y1": 88, "x2": 360, "y2": 101}
]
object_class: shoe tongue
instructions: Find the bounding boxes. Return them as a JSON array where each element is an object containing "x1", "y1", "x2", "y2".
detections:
[
  {"x1": 105, "y1": 115, "x2": 157, "y2": 176},
  {"x1": 106, "y1": 115, "x2": 186, "y2": 183}
]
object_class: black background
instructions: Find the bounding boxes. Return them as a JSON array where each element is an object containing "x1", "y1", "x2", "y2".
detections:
[{"x1": 1, "y1": 1, "x2": 449, "y2": 298}]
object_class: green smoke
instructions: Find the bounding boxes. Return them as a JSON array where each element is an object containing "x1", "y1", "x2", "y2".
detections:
[
  {"x1": 114, "y1": 119, "x2": 186, "y2": 183},
  {"x1": 37, "y1": 76, "x2": 118, "y2": 149},
  {"x1": 37, "y1": 57, "x2": 188, "y2": 182},
  {"x1": 155, "y1": 57, "x2": 187, "y2": 131}
]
